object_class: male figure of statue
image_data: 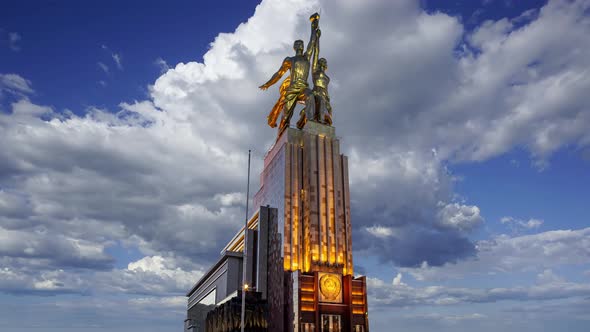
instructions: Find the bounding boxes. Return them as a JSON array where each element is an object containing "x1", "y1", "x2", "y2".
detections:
[{"x1": 259, "y1": 13, "x2": 319, "y2": 135}]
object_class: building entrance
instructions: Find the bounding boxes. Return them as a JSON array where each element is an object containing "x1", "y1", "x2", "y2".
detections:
[{"x1": 321, "y1": 314, "x2": 341, "y2": 332}]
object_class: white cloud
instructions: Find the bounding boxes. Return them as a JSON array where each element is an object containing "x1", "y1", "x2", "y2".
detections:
[
  {"x1": 392, "y1": 272, "x2": 405, "y2": 286},
  {"x1": 526, "y1": 219, "x2": 543, "y2": 228},
  {"x1": 4, "y1": 0, "x2": 587, "y2": 280},
  {"x1": 154, "y1": 57, "x2": 170, "y2": 73},
  {"x1": 437, "y1": 202, "x2": 483, "y2": 232},
  {"x1": 0, "y1": 73, "x2": 34, "y2": 96},
  {"x1": 536, "y1": 269, "x2": 564, "y2": 284},
  {"x1": 97, "y1": 62, "x2": 109, "y2": 74},
  {"x1": 0, "y1": 1, "x2": 590, "y2": 330},
  {"x1": 0, "y1": 263, "x2": 90, "y2": 294},
  {"x1": 402, "y1": 312, "x2": 487, "y2": 324},
  {"x1": 366, "y1": 225, "x2": 395, "y2": 238},
  {"x1": 214, "y1": 192, "x2": 245, "y2": 207},
  {"x1": 112, "y1": 53, "x2": 123, "y2": 70},
  {"x1": 128, "y1": 296, "x2": 186, "y2": 309},
  {"x1": 8, "y1": 32, "x2": 21, "y2": 51},
  {"x1": 501, "y1": 216, "x2": 544, "y2": 233},
  {"x1": 98, "y1": 255, "x2": 203, "y2": 295},
  {"x1": 0, "y1": 225, "x2": 113, "y2": 269},
  {"x1": 101, "y1": 44, "x2": 123, "y2": 70},
  {"x1": 368, "y1": 274, "x2": 590, "y2": 307},
  {"x1": 402, "y1": 227, "x2": 590, "y2": 281}
]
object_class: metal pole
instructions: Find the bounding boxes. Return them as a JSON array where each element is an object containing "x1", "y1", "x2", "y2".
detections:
[{"x1": 241, "y1": 149, "x2": 251, "y2": 332}]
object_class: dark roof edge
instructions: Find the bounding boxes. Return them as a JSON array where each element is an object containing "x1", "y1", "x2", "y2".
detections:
[{"x1": 186, "y1": 251, "x2": 243, "y2": 297}]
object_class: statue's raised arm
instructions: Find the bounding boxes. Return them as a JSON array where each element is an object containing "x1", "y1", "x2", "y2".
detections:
[
  {"x1": 306, "y1": 13, "x2": 320, "y2": 61},
  {"x1": 312, "y1": 28, "x2": 321, "y2": 74}
]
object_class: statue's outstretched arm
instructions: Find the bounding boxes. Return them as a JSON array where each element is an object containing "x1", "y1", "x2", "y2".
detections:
[{"x1": 259, "y1": 58, "x2": 290, "y2": 90}]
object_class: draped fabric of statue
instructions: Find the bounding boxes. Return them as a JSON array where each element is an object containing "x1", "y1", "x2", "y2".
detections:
[{"x1": 266, "y1": 76, "x2": 290, "y2": 128}]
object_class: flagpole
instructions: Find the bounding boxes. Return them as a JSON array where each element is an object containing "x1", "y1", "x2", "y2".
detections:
[{"x1": 241, "y1": 149, "x2": 251, "y2": 332}]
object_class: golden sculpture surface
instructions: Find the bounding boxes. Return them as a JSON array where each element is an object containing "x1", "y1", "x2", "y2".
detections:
[
  {"x1": 307, "y1": 27, "x2": 332, "y2": 127},
  {"x1": 260, "y1": 13, "x2": 332, "y2": 135}
]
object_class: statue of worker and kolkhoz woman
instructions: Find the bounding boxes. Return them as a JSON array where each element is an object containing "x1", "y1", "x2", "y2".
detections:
[{"x1": 259, "y1": 13, "x2": 332, "y2": 136}]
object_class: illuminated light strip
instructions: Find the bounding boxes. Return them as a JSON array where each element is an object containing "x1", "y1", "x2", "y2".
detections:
[
  {"x1": 293, "y1": 146, "x2": 298, "y2": 271},
  {"x1": 221, "y1": 210, "x2": 260, "y2": 254},
  {"x1": 327, "y1": 139, "x2": 336, "y2": 265}
]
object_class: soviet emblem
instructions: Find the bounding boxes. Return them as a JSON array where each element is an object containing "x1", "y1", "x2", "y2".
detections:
[{"x1": 319, "y1": 273, "x2": 342, "y2": 301}]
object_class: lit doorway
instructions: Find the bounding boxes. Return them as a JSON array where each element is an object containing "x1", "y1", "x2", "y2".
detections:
[{"x1": 321, "y1": 314, "x2": 341, "y2": 332}]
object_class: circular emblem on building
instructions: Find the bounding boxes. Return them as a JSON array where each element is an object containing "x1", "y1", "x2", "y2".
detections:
[{"x1": 319, "y1": 273, "x2": 341, "y2": 301}]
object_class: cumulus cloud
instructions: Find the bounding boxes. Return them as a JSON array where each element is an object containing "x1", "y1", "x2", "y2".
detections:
[
  {"x1": 392, "y1": 272, "x2": 405, "y2": 286},
  {"x1": 536, "y1": 269, "x2": 564, "y2": 284},
  {"x1": 0, "y1": 226, "x2": 113, "y2": 269},
  {"x1": 401, "y1": 228, "x2": 590, "y2": 281},
  {"x1": 401, "y1": 312, "x2": 487, "y2": 324},
  {"x1": 366, "y1": 225, "x2": 395, "y2": 238},
  {"x1": 1, "y1": 0, "x2": 589, "y2": 304},
  {"x1": 0, "y1": 261, "x2": 91, "y2": 295},
  {"x1": 349, "y1": 149, "x2": 477, "y2": 267},
  {"x1": 97, "y1": 255, "x2": 203, "y2": 295},
  {"x1": 437, "y1": 202, "x2": 483, "y2": 233},
  {"x1": 0, "y1": 253, "x2": 202, "y2": 296},
  {"x1": 501, "y1": 216, "x2": 544, "y2": 233},
  {"x1": 0, "y1": 73, "x2": 34, "y2": 97},
  {"x1": 367, "y1": 274, "x2": 590, "y2": 307}
]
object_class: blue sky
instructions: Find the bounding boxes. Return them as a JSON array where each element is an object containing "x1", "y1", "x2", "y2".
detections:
[
  {"x1": 1, "y1": 0, "x2": 260, "y2": 112},
  {"x1": 1, "y1": 0, "x2": 590, "y2": 331}
]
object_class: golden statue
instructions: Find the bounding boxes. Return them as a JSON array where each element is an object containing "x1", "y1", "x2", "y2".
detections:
[{"x1": 259, "y1": 13, "x2": 320, "y2": 134}]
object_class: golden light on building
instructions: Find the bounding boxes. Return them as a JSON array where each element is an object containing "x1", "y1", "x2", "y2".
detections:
[{"x1": 185, "y1": 11, "x2": 368, "y2": 332}]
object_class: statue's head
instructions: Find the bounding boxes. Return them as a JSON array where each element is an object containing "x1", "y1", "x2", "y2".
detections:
[
  {"x1": 293, "y1": 40, "x2": 304, "y2": 54},
  {"x1": 319, "y1": 58, "x2": 328, "y2": 71}
]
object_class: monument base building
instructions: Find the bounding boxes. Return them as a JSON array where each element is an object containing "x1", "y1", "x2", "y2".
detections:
[{"x1": 185, "y1": 123, "x2": 369, "y2": 332}]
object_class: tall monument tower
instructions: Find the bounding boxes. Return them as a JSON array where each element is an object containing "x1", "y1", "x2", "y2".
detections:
[
  {"x1": 184, "y1": 12, "x2": 369, "y2": 332},
  {"x1": 254, "y1": 123, "x2": 354, "y2": 276},
  {"x1": 256, "y1": 12, "x2": 369, "y2": 332}
]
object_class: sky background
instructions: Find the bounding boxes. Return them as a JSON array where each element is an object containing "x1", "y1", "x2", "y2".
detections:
[{"x1": 1, "y1": 0, "x2": 589, "y2": 331}]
